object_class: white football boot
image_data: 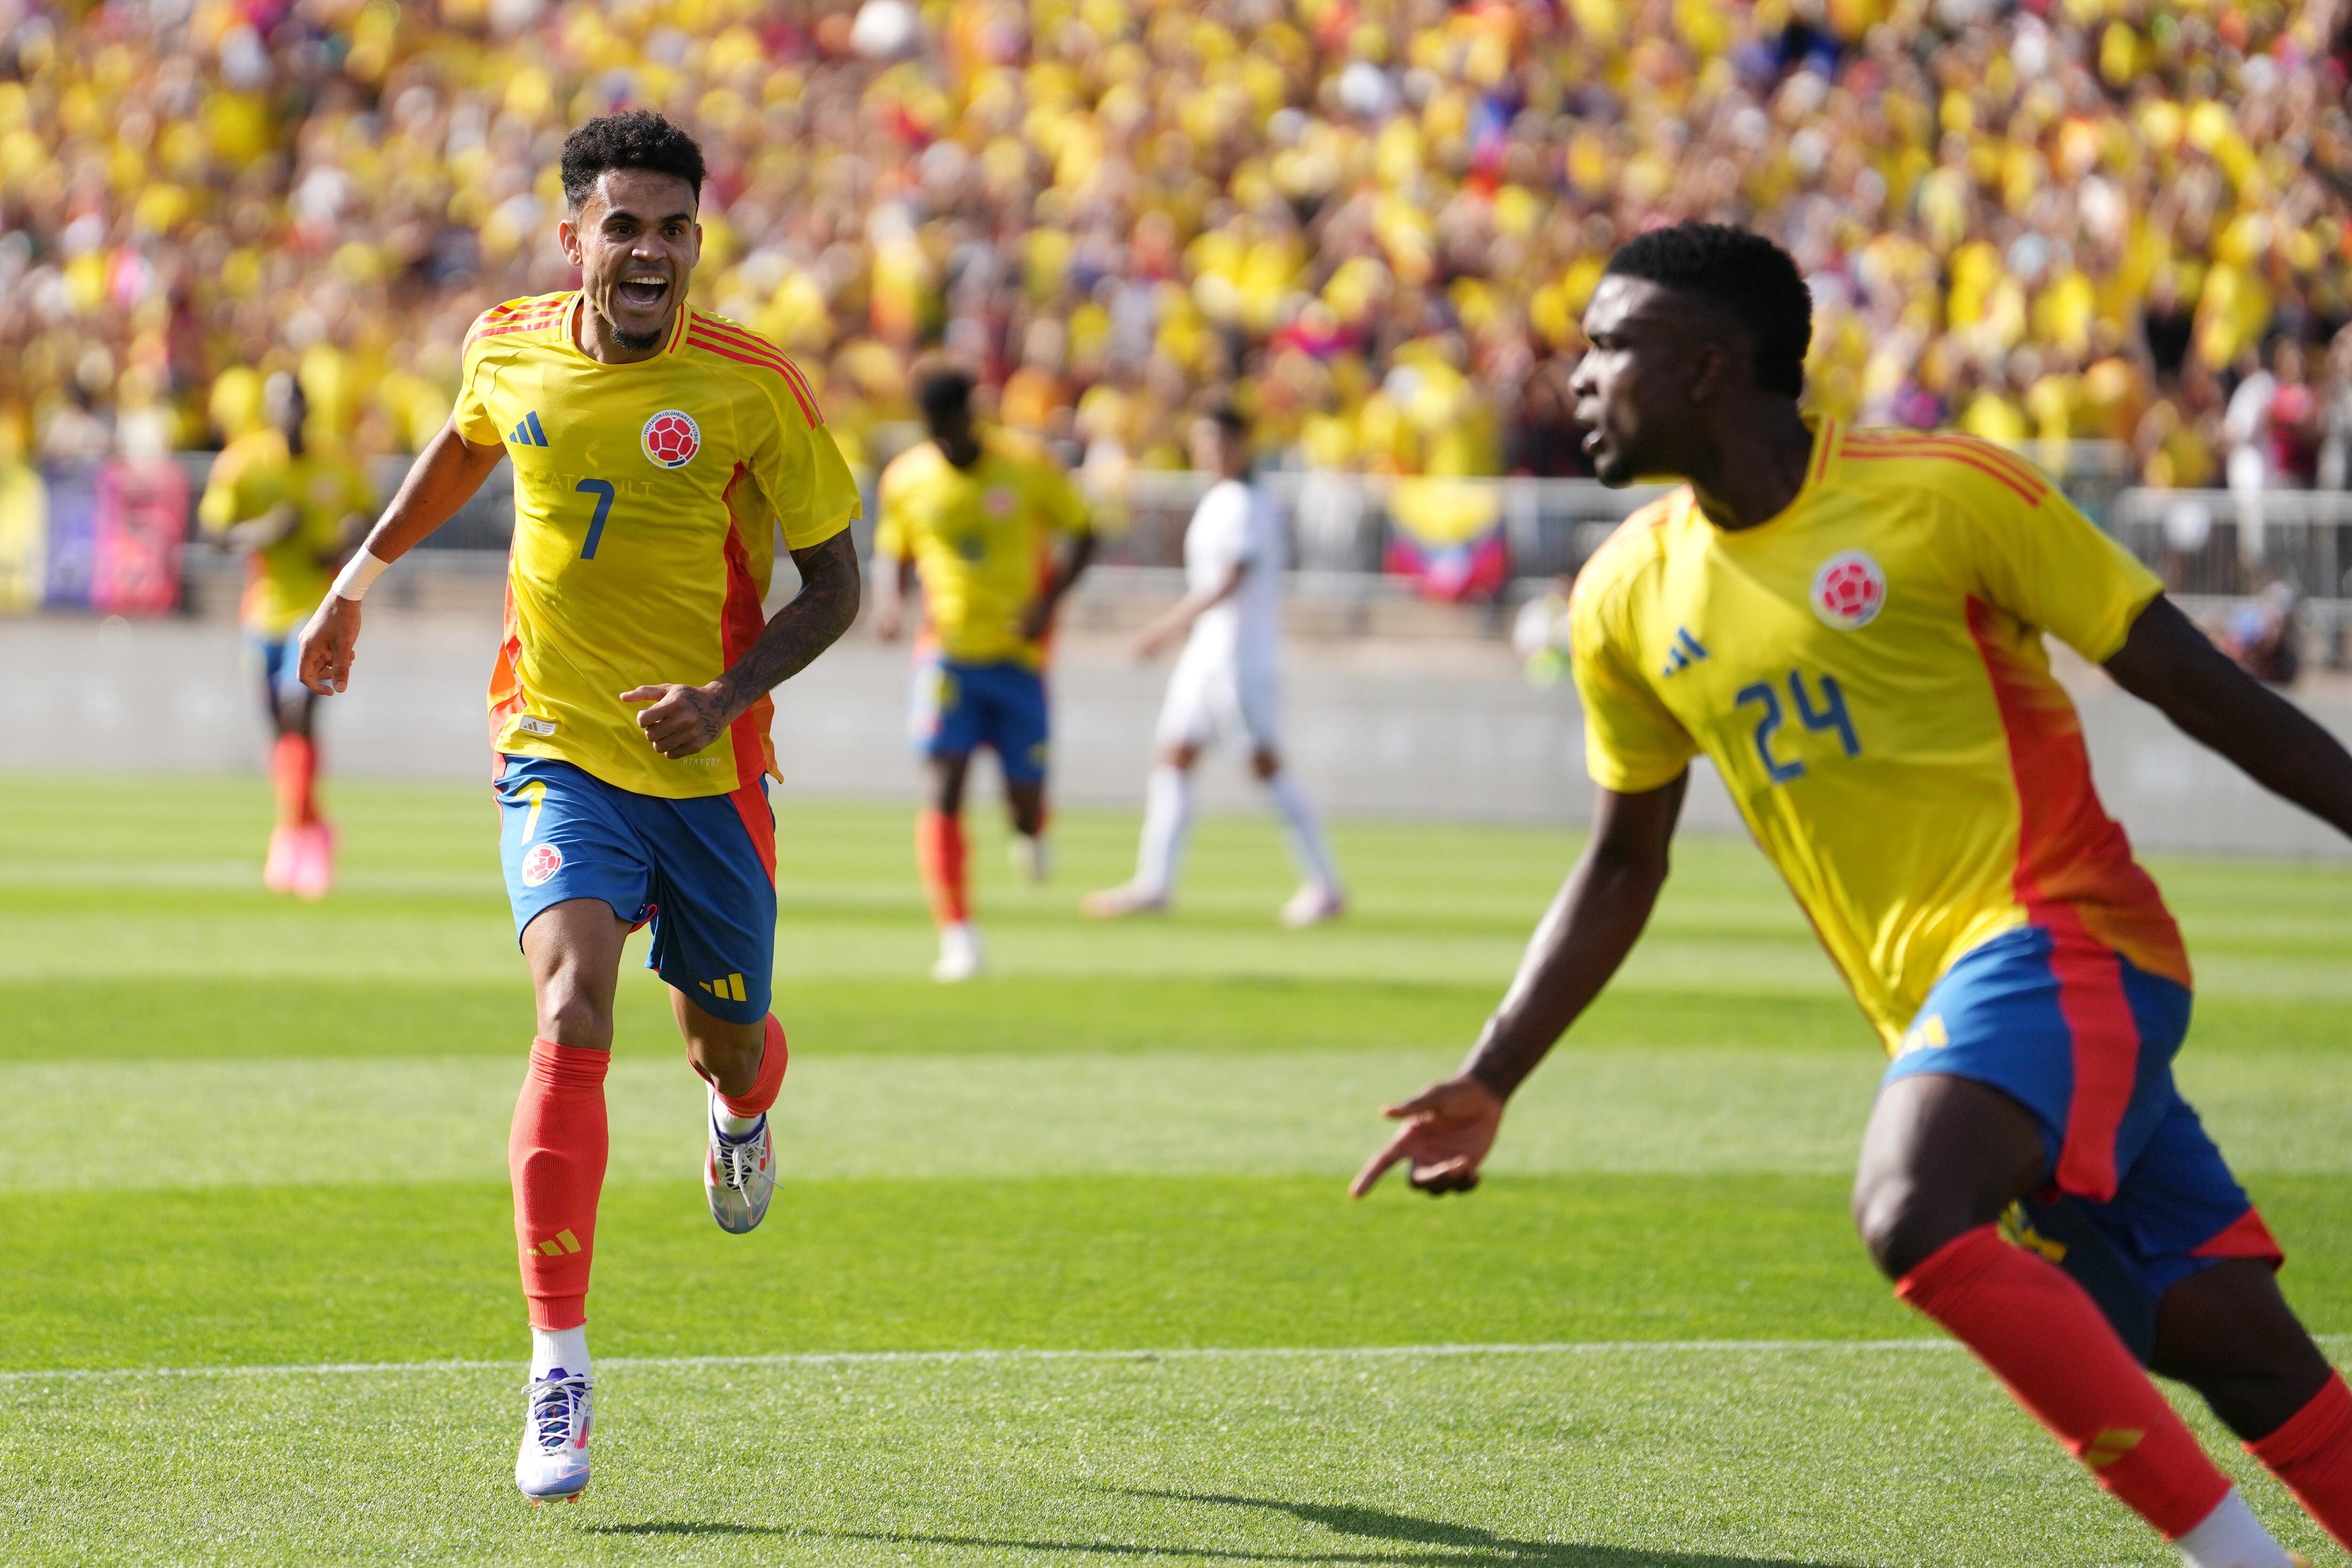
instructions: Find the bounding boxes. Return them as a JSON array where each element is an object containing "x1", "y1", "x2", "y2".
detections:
[
  {"x1": 931, "y1": 921, "x2": 983, "y2": 982},
  {"x1": 1279, "y1": 882, "x2": 1346, "y2": 928},
  {"x1": 1080, "y1": 882, "x2": 1169, "y2": 920},
  {"x1": 262, "y1": 825, "x2": 300, "y2": 893},
  {"x1": 514, "y1": 1369, "x2": 592, "y2": 1504},
  {"x1": 703, "y1": 1086, "x2": 776, "y2": 1234}
]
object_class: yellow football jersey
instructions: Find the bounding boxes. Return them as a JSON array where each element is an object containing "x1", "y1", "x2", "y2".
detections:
[
  {"x1": 197, "y1": 430, "x2": 375, "y2": 637},
  {"x1": 1571, "y1": 419, "x2": 2186, "y2": 1050},
  {"x1": 874, "y1": 429, "x2": 1090, "y2": 668},
  {"x1": 451, "y1": 294, "x2": 859, "y2": 799}
]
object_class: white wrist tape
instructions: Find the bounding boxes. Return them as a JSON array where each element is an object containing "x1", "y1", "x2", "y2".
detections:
[{"x1": 331, "y1": 549, "x2": 393, "y2": 602}]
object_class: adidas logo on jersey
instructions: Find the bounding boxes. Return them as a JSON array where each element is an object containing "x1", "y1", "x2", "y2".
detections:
[
  {"x1": 1660, "y1": 627, "x2": 1708, "y2": 678},
  {"x1": 509, "y1": 412, "x2": 550, "y2": 447}
]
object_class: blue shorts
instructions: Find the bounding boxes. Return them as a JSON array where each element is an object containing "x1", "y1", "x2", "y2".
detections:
[
  {"x1": 493, "y1": 756, "x2": 777, "y2": 1025},
  {"x1": 243, "y1": 633, "x2": 314, "y2": 720},
  {"x1": 1883, "y1": 925, "x2": 2280, "y2": 1361},
  {"x1": 908, "y1": 656, "x2": 1049, "y2": 783}
]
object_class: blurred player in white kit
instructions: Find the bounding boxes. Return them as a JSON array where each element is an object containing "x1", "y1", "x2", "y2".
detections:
[{"x1": 1083, "y1": 406, "x2": 1345, "y2": 926}]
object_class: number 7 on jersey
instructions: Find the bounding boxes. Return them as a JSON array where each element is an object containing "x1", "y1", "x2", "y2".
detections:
[{"x1": 573, "y1": 479, "x2": 614, "y2": 559}]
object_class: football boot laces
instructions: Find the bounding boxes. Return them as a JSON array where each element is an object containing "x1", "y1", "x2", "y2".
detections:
[
  {"x1": 713, "y1": 1122, "x2": 764, "y2": 1193},
  {"x1": 526, "y1": 1372, "x2": 591, "y2": 1452}
]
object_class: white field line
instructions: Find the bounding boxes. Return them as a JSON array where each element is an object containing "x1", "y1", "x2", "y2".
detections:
[
  {"x1": 12, "y1": 1334, "x2": 2347, "y2": 1386},
  {"x1": 0, "y1": 1339, "x2": 1979, "y2": 1385}
]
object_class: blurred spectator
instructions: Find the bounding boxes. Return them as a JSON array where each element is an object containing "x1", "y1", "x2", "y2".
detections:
[
  {"x1": 2222, "y1": 580, "x2": 2303, "y2": 686},
  {"x1": 2322, "y1": 325, "x2": 2352, "y2": 491},
  {"x1": 0, "y1": 0, "x2": 2346, "y2": 505},
  {"x1": 2265, "y1": 339, "x2": 2322, "y2": 489}
]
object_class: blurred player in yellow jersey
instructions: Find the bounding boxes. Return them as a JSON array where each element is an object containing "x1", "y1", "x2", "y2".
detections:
[
  {"x1": 872, "y1": 361, "x2": 1095, "y2": 982},
  {"x1": 198, "y1": 372, "x2": 372, "y2": 899},
  {"x1": 295, "y1": 112, "x2": 862, "y2": 1504},
  {"x1": 1354, "y1": 224, "x2": 2352, "y2": 1568}
]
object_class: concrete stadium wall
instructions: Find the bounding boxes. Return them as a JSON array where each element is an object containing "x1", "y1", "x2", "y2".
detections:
[{"x1": 5, "y1": 589, "x2": 2350, "y2": 860}]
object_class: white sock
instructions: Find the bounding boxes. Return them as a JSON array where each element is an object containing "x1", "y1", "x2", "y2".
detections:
[
  {"x1": 1136, "y1": 764, "x2": 1193, "y2": 895},
  {"x1": 714, "y1": 1100, "x2": 762, "y2": 1140},
  {"x1": 2177, "y1": 1488, "x2": 2294, "y2": 1568},
  {"x1": 530, "y1": 1324, "x2": 589, "y2": 1382},
  {"x1": 1266, "y1": 770, "x2": 1340, "y2": 892}
]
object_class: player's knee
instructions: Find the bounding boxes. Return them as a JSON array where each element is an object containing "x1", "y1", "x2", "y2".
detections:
[
  {"x1": 1159, "y1": 743, "x2": 1200, "y2": 771},
  {"x1": 1249, "y1": 749, "x2": 1280, "y2": 780},
  {"x1": 1851, "y1": 1169, "x2": 1955, "y2": 1282},
  {"x1": 684, "y1": 1016, "x2": 767, "y2": 1096},
  {"x1": 536, "y1": 979, "x2": 613, "y2": 1052}
]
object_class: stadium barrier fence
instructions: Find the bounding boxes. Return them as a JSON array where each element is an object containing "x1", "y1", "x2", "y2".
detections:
[{"x1": 8, "y1": 451, "x2": 2351, "y2": 668}]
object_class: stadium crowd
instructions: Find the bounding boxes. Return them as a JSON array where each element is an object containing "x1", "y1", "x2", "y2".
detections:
[{"x1": 0, "y1": 0, "x2": 2349, "y2": 495}]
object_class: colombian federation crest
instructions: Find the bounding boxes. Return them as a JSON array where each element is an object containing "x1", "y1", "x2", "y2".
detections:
[
  {"x1": 1811, "y1": 549, "x2": 1887, "y2": 629},
  {"x1": 520, "y1": 842, "x2": 564, "y2": 887},
  {"x1": 642, "y1": 409, "x2": 700, "y2": 469}
]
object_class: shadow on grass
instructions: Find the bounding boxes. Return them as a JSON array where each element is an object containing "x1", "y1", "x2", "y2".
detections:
[
  {"x1": 826, "y1": 1490, "x2": 1848, "y2": 1567},
  {"x1": 1125, "y1": 1490, "x2": 1846, "y2": 1566}
]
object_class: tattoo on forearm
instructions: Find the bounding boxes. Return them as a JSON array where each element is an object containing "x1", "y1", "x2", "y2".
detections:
[{"x1": 716, "y1": 533, "x2": 863, "y2": 716}]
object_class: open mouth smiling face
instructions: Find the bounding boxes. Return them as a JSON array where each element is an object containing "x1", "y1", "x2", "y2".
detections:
[{"x1": 562, "y1": 167, "x2": 702, "y2": 357}]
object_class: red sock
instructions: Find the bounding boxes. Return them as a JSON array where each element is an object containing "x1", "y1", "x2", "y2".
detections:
[
  {"x1": 271, "y1": 733, "x2": 318, "y2": 827},
  {"x1": 509, "y1": 1038, "x2": 610, "y2": 1332},
  {"x1": 2250, "y1": 1370, "x2": 2352, "y2": 1550},
  {"x1": 1898, "y1": 1225, "x2": 2231, "y2": 1539},
  {"x1": 916, "y1": 808, "x2": 969, "y2": 925},
  {"x1": 716, "y1": 1014, "x2": 790, "y2": 1120}
]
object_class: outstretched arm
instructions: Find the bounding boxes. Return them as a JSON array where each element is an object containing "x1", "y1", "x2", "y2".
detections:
[
  {"x1": 2103, "y1": 595, "x2": 2352, "y2": 840},
  {"x1": 1350, "y1": 773, "x2": 1687, "y2": 1197},
  {"x1": 627, "y1": 528, "x2": 863, "y2": 760},
  {"x1": 295, "y1": 420, "x2": 506, "y2": 694}
]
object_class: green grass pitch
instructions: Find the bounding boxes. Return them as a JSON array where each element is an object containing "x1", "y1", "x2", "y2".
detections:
[{"x1": 0, "y1": 773, "x2": 2347, "y2": 1565}]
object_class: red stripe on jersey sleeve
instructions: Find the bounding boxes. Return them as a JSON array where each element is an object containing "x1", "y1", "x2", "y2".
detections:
[
  {"x1": 464, "y1": 308, "x2": 567, "y2": 352},
  {"x1": 1843, "y1": 444, "x2": 2046, "y2": 504},
  {"x1": 687, "y1": 333, "x2": 822, "y2": 426},
  {"x1": 684, "y1": 317, "x2": 824, "y2": 420},
  {"x1": 1842, "y1": 434, "x2": 2050, "y2": 498},
  {"x1": 1843, "y1": 431, "x2": 2050, "y2": 489}
]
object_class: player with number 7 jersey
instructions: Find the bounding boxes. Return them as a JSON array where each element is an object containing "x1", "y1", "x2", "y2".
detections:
[
  {"x1": 294, "y1": 111, "x2": 863, "y2": 1506},
  {"x1": 454, "y1": 290, "x2": 857, "y2": 797}
]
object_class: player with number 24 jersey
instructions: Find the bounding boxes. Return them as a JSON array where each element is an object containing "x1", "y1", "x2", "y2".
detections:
[{"x1": 1570, "y1": 414, "x2": 2183, "y2": 1048}]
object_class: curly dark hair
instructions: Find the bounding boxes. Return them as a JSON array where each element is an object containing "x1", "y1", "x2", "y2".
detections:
[
  {"x1": 558, "y1": 111, "x2": 706, "y2": 210},
  {"x1": 1603, "y1": 222, "x2": 1812, "y2": 398}
]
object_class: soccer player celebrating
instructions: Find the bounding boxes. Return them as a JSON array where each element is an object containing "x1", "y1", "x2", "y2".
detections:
[
  {"x1": 1081, "y1": 406, "x2": 1344, "y2": 925},
  {"x1": 295, "y1": 111, "x2": 861, "y2": 1504},
  {"x1": 198, "y1": 372, "x2": 372, "y2": 899},
  {"x1": 1352, "y1": 223, "x2": 2352, "y2": 1568},
  {"x1": 871, "y1": 361, "x2": 1095, "y2": 982}
]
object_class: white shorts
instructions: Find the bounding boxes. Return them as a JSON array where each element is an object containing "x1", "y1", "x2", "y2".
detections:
[{"x1": 1155, "y1": 645, "x2": 1281, "y2": 754}]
